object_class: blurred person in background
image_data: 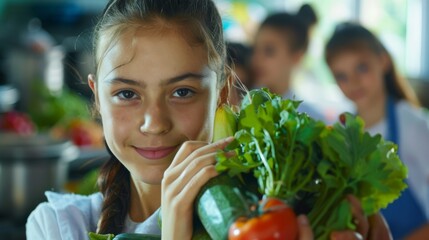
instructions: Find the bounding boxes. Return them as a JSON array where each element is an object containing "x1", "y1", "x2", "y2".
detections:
[
  {"x1": 325, "y1": 22, "x2": 429, "y2": 240},
  {"x1": 226, "y1": 42, "x2": 253, "y2": 105},
  {"x1": 251, "y1": 4, "x2": 327, "y2": 122}
]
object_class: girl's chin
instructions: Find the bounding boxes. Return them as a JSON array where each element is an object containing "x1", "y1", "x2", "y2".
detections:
[
  {"x1": 355, "y1": 99, "x2": 372, "y2": 110},
  {"x1": 130, "y1": 165, "x2": 169, "y2": 185},
  {"x1": 133, "y1": 174, "x2": 163, "y2": 185}
]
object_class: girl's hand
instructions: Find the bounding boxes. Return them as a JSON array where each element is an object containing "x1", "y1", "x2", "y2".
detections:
[
  {"x1": 330, "y1": 195, "x2": 392, "y2": 240},
  {"x1": 367, "y1": 213, "x2": 392, "y2": 240},
  {"x1": 299, "y1": 195, "x2": 392, "y2": 240},
  {"x1": 161, "y1": 137, "x2": 233, "y2": 240}
]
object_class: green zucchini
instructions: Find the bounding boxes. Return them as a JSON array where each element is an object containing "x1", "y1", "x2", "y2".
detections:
[{"x1": 195, "y1": 173, "x2": 250, "y2": 240}]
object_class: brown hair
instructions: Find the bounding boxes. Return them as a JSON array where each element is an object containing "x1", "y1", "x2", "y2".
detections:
[
  {"x1": 325, "y1": 22, "x2": 420, "y2": 106},
  {"x1": 259, "y1": 4, "x2": 318, "y2": 53},
  {"x1": 93, "y1": 0, "x2": 228, "y2": 234}
]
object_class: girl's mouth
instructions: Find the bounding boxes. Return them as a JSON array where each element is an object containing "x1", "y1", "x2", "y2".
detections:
[{"x1": 134, "y1": 145, "x2": 179, "y2": 160}]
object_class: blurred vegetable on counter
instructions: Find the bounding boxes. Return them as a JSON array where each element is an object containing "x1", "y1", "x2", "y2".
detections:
[
  {"x1": 0, "y1": 111, "x2": 35, "y2": 135},
  {"x1": 28, "y1": 82, "x2": 91, "y2": 131},
  {"x1": 25, "y1": 82, "x2": 103, "y2": 148}
]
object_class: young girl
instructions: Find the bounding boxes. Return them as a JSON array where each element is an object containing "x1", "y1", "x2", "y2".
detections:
[
  {"x1": 325, "y1": 22, "x2": 429, "y2": 239},
  {"x1": 251, "y1": 4, "x2": 326, "y2": 122},
  {"x1": 26, "y1": 1, "x2": 386, "y2": 239}
]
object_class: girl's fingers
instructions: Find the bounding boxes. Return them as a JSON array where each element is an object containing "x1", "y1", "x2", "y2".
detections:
[
  {"x1": 298, "y1": 215, "x2": 314, "y2": 240},
  {"x1": 175, "y1": 164, "x2": 219, "y2": 209},
  {"x1": 163, "y1": 137, "x2": 234, "y2": 199},
  {"x1": 170, "y1": 141, "x2": 208, "y2": 168},
  {"x1": 167, "y1": 152, "x2": 218, "y2": 196},
  {"x1": 368, "y1": 213, "x2": 392, "y2": 240},
  {"x1": 330, "y1": 231, "x2": 364, "y2": 240},
  {"x1": 171, "y1": 137, "x2": 233, "y2": 168},
  {"x1": 347, "y1": 195, "x2": 369, "y2": 239},
  {"x1": 176, "y1": 137, "x2": 234, "y2": 168}
]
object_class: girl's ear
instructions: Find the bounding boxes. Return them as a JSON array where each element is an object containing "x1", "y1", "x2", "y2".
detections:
[
  {"x1": 88, "y1": 74, "x2": 100, "y2": 110},
  {"x1": 88, "y1": 74, "x2": 97, "y2": 92}
]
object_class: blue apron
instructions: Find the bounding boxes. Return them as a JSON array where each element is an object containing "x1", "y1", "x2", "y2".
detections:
[{"x1": 381, "y1": 96, "x2": 427, "y2": 239}]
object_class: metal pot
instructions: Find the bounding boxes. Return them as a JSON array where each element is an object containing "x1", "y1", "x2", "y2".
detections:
[{"x1": 0, "y1": 133, "x2": 78, "y2": 222}]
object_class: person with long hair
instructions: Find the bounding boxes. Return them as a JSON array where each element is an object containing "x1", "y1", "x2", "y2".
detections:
[
  {"x1": 26, "y1": 1, "x2": 388, "y2": 239},
  {"x1": 251, "y1": 4, "x2": 326, "y2": 121},
  {"x1": 326, "y1": 22, "x2": 429, "y2": 239}
]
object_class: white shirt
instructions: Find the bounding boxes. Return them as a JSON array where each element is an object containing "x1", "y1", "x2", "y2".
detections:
[
  {"x1": 26, "y1": 191, "x2": 161, "y2": 240},
  {"x1": 366, "y1": 101, "x2": 429, "y2": 219}
]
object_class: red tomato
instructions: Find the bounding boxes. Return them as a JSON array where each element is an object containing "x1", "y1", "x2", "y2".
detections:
[{"x1": 228, "y1": 198, "x2": 298, "y2": 240}]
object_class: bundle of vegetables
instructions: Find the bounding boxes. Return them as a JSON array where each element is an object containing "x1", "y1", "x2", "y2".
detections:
[{"x1": 196, "y1": 88, "x2": 407, "y2": 239}]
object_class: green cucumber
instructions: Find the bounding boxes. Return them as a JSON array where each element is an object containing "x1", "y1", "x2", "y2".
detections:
[
  {"x1": 113, "y1": 233, "x2": 160, "y2": 240},
  {"x1": 195, "y1": 173, "x2": 250, "y2": 240}
]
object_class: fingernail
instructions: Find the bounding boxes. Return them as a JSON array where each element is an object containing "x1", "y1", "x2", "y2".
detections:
[
  {"x1": 224, "y1": 136, "x2": 234, "y2": 142},
  {"x1": 297, "y1": 215, "x2": 309, "y2": 226}
]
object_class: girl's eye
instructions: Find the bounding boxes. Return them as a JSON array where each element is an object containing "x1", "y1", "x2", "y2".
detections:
[
  {"x1": 263, "y1": 45, "x2": 275, "y2": 57},
  {"x1": 334, "y1": 73, "x2": 347, "y2": 83},
  {"x1": 116, "y1": 90, "x2": 137, "y2": 100},
  {"x1": 356, "y1": 63, "x2": 369, "y2": 73},
  {"x1": 172, "y1": 88, "x2": 195, "y2": 98}
]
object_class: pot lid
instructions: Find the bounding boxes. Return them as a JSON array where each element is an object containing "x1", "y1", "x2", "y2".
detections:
[{"x1": 0, "y1": 133, "x2": 79, "y2": 161}]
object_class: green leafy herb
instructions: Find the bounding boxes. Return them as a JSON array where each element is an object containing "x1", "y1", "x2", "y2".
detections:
[{"x1": 215, "y1": 88, "x2": 407, "y2": 239}]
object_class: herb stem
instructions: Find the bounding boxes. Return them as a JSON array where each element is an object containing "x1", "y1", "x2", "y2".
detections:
[
  {"x1": 275, "y1": 122, "x2": 298, "y2": 196},
  {"x1": 252, "y1": 136, "x2": 275, "y2": 196},
  {"x1": 310, "y1": 188, "x2": 344, "y2": 227}
]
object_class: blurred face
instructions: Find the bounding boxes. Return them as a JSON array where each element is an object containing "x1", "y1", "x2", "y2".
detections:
[
  {"x1": 90, "y1": 28, "x2": 218, "y2": 184},
  {"x1": 251, "y1": 27, "x2": 301, "y2": 89},
  {"x1": 328, "y1": 49, "x2": 388, "y2": 110}
]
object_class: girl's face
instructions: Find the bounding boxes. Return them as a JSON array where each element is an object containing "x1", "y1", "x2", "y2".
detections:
[
  {"x1": 90, "y1": 28, "x2": 218, "y2": 184},
  {"x1": 328, "y1": 49, "x2": 388, "y2": 109},
  {"x1": 251, "y1": 27, "x2": 301, "y2": 88}
]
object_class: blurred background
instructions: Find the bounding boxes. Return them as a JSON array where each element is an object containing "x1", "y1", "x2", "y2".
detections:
[{"x1": 0, "y1": 0, "x2": 428, "y2": 239}]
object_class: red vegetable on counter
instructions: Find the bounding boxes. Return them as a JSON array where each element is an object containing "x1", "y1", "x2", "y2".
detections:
[{"x1": 0, "y1": 111, "x2": 35, "y2": 135}]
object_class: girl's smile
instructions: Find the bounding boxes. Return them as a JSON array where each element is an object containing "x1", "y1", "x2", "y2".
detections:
[{"x1": 134, "y1": 145, "x2": 180, "y2": 160}]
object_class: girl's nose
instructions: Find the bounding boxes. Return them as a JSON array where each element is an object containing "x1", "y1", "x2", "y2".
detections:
[{"x1": 140, "y1": 101, "x2": 172, "y2": 135}]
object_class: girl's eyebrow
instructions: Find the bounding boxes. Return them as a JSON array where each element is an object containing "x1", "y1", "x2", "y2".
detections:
[
  {"x1": 165, "y1": 72, "x2": 206, "y2": 85},
  {"x1": 105, "y1": 77, "x2": 143, "y2": 86},
  {"x1": 104, "y1": 72, "x2": 206, "y2": 87}
]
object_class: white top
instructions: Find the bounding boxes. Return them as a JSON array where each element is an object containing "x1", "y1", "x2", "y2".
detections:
[
  {"x1": 366, "y1": 101, "x2": 429, "y2": 219},
  {"x1": 26, "y1": 191, "x2": 161, "y2": 240}
]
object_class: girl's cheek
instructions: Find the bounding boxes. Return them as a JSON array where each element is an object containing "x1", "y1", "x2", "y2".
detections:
[
  {"x1": 99, "y1": 95, "x2": 138, "y2": 143},
  {"x1": 172, "y1": 89, "x2": 216, "y2": 142},
  {"x1": 175, "y1": 103, "x2": 212, "y2": 141}
]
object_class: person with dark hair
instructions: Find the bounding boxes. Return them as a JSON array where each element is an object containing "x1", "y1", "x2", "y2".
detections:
[
  {"x1": 326, "y1": 22, "x2": 429, "y2": 239},
  {"x1": 25, "y1": 1, "x2": 389, "y2": 239},
  {"x1": 251, "y1": 4, "x2": 326, "y2": 121},
  {"x1": 226, "y1": 42, "x2": 253, "y2": 105}
]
